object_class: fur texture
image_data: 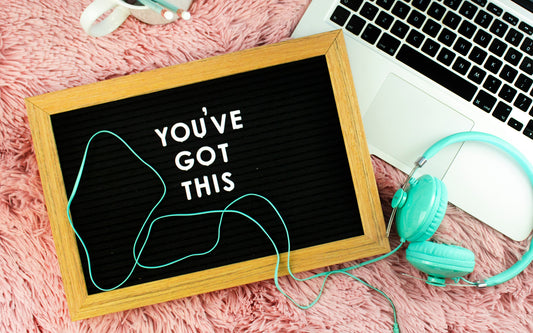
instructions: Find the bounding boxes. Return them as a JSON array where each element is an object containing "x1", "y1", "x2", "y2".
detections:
[{"x1": 1, "y1": 0, "x2": 532, "y2": 332}]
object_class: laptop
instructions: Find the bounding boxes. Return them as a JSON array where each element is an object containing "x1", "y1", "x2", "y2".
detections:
[{"x1": 292, "y1": 0, "x2": 533, "y2": 241}]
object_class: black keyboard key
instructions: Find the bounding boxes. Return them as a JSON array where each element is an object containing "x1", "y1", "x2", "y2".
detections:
[
  {"x1": 428, "y1": 2, "x2": 446, "y2": 20},
  {"x1": 346, "y1": 15, "x2": 366, "y2": 35},
  {"x1": 377, "y1": 0, "x2": 395, "y2": 10},
  {"x1": 524, "y1": 120, "x2": 533, "y2": 140},
  {"x1": 492, "y1": 101, "x2": 512, "y2": 121},
  {"x1": 443, "y1": 12, "x2": 461, "y2": 30},
  {"x1": 361, "y1": 2, "x2": 379, "y2": 20},
  {"x1": 483, "y1": 75, "x2": 502, "y2": 93},
  {"x1": 488, "y1": 38, "x2": 507, "y2": 56},
  {"x1": 422, "y1": 38, "x2": 440, "y2": 56},
  {"x1": 341, "y1": 0, "x2": 364, "y2": 11},
  {"x1": 484, "y1": 55, "x2": 502, "y2": 73},
  {"x1": 412, "y1": 0, "x2": 431, "y2": 11},
  {"x1": 504, "y1": 47, "x2": 523, "y2": 66},
  {"x1": 406, "y1": 30, "x2": 425, "y2": 47},
  {"x1": 499, "y1": 84, "x2": 517, "y2": 102},
  {"x1": 468, "y1": 65, "x2": 486, "y2": 83},
  {"x1": 361, "y1": 24, "x2": 382, "y2": 44},
  {"x1": 499, "y1": 64, "x2": 518, "y2": 83},
  {"x1": 520, "y1": 57, "x2": 533, "y2": 75},
  {"x1": 437, "y1": 47, "x2": 456, "y2": 65},
  {"x1": 458, "y1": 21, "x2": 477, "y2": 38},
  {"x1": 473, "y1": 29, "x2": 492, "y2": 47},
  {"x1": 503, "y1": 12, "x2": 518, "y2": 26},
  {"x1": 514, "y1": 93, "x2": 533, "y2": 112},
  {"x1": 392, "y1": 1, "x2": 411, "y2": 19},
  {"x1": 443, "y1": 0, "x2": 461, "y2": 10},
  {"x1": 391, "y1": 20, "x2": 410, "y2": 39},
  {"x1": 396, "y1": 44, "x2": 478, "y2": 101},
  {"x1": 506, "y1": 28, "x2": 524, "y2": 46},
  {"x1": 515, "y1": 74, "x2": 533, "y2": 92},
  {"x1": 490, "y1": 19, "x2": 508, "y2": 38},
  {"x1": 469, "y1": 46, "x2": 487, "y2": 64},
  {"x1": 508, "y1": 118, "x2": 524, "y2": 131},
  {"x1": 407, "y1": 10, "x2": 426, "y2": 29},
  {"x1": 454, "y1": 37, "x2": 473, "y2": 55},
  {"x1": 521, "y1": 37, "x2": 533, "y2": 55},
  {"x1": 459, "y1": 1, "x2": 478, "y2": 19},
  {"x1": 331, "y1": 6, "x2": 351, "y2": 26},
  {"x1": 474, "y1": 10, "x2": 493, "y2": 29},
  {"x1": 376, "y1": 12, "x2": 395, "y2": 29},
  {"x1": 453, "y1": 57, "x2": 472, "y2": 74},
  {"x1": 423, "y1": 19, "x2": 442, "y2": 37},
  {"x1": 519, "y1": 22, "x2": 533, "y2": 36},
  {"x1": 377, "y1": 33, "x2": 401, "y2": 55},
  {"x1": 473, "y1": 90, "x2": 497, "y2": 112},
  {"x1": 487, "y1": 3, "x2": 503, "y2": 16},
  {"x1": 438, "y1": 28, "x2": 457, "y2": 46}
]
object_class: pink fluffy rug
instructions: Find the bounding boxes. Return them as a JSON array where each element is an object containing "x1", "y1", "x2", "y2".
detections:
[{"x1": 1, "y1": 0, "x2": 532, "y2": 332}]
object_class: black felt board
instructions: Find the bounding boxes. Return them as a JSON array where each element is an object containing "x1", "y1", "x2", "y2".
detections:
[{"x1": 51, "y1": 56, "x2": 363, "y2": 294}]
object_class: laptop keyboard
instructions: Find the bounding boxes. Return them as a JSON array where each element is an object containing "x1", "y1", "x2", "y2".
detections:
[{"x1": 330, "y1": 0, "x2": 533, "y2": 140}]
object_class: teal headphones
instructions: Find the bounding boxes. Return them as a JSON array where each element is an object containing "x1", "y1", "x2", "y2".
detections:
[{"x1": 389, "y1": 132, "x2": 533, "y2": 287}]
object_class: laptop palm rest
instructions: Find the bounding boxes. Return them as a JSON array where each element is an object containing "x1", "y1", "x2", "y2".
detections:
[{"x1": 363, "y1": 74, "x2": 474, "y2": 179}]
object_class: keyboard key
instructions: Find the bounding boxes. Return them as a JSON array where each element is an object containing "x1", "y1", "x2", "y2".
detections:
[
  {"x1": 443, "y1": 0, "x2": 461, "y2": 10},
  {"x1": 453, "y1": 57, "x2": 472, "y2": 74},
  {"x1": 473, "y1": 29, "x2": 492, "y2": 47},
  {"x1": 459, "y1": 1, "x2": 478, "y2": 19},
  {"x1": 438, "y1": 28, "x2": 457, "y2": 46},
  {"x1": 423, "y1": 19, "x2": 442, "y2": 37},
  {"x1": 483, "y1": 75, "x2": 502, "y2": 93},
  {"x1": 346, "y1": 15, "x2": 366, "y2": 35},
  {"x1": 474, "y1": 10, "x2": 493, "y2": 29},
  {"x1": 488, "y1": 38, "x2": 507, "y2": 56},
  {"x1": 492, "y1": 101, "x2": 512, "y2": 121},
  {"x1": 499, "y1": 64, "x2": 518, "y2": 83},
  {"x1": 391, "y1": 20, "x2": 410, "y2": 39},
  {"x1": 514, "y1": 93, "x2": 532, "y2": 112},
  {"x1": 484, "y1": 55, "x2": 502, "y2": 73},
  {"x1": 498, "y1": 84, "x2": 517, "y2": 102},
  {"x1": 506, "y1": 28, "x2": 524, "y2": 46},
  {"x1": 437, "y1": 47, "x2": 456, "y2": 65},
  {"x1": 377, "y1": 0, "x2": 395, "y2": 10},
  {"x1": 361, "y1": 23, "x2": 382, "y2": 44},
  {"x1": 422, "y1": 38, "x2": 440, "y2": 56},
  {"x1": 361, "y1": 2, "x2": 379, "y2": 20},
  {"x1": 521, "y1": 37, "x2": 533, "y2": 55},
  {"x1": 392, "y1": 1, "x2": 410, "y2": 19},
  {"x1": 377, "y1": 33, "x2": 401, "y2": 55},
  {"x1": 490, "y1": 19, "x2": 508, "y2": 38},
  {"x1": 407, "y1": 10, "x2": 426, "y2": 29},
  {"x1": 341, "y1": 0, "x2": 364, "y2": 11},
  {"x1": 524, "y1": 120, "x2": 533, "y2": 140},
  {"x1": 503, "y1": 12, "x2": 518, "y2": 26},
  {"x1": 443, "y1": 12, "x2": 461, "y2": 30},
  {"x1": 458, "y1": 21, "x2": 477, "y2": 38},
  {"x1": 471, "y1": 0, "x2": 486, "y2": 6},
  {"x1": 520, "y1": 57, "x2": 533, "y2": 75},
  {"x1": 454, "y1": 37, "x2": 473, "y2": 56},
  {"x1": 469, "y1": 46, "x2": 487, "y2": 64},
  {"x1": 504, "y1": 47, "x2": 523, "y2": 65},
  {"x1": 468, "y1": 65, "x2": 486, "y2": 83},
  {"x1": 406, "y1": 30, "x2": 425, "y2": 47},
  {"x1": 412, "y1": 0, "x2": 431, "y2": 11},
  {"x1": 515, "y1": 74, "x2": 533, "y2": 92},
  {"x1": 518, "y1": 22, "x2": 533, "y2": 36},
  {"x1": 487, "y1": 3, "x2": 503, "y2": 16},
  {"x1": 396, "y1": 44, "x2": 478, "y2": 101},
  {"x1": 508, "y1": 118, "x2": 524, "y2": 131},
  {"x1": 376, "y1": 12, "x2": 395, "y2": 29},
  {"x1": 428, "y1": 2, "x2": 446, "y2": 20},
  {"x1": 473, "y1": 90, "x2": 497, "y2": 112},
  {"x1": 330, "y1": 6, "x2": 351, "y2": 26}
]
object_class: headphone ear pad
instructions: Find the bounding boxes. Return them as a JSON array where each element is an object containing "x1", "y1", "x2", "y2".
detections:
[
  {"x1": 406, "y1": 241, "x2": 476, "y2": 279},
  {"x1": 396, "y1": 175, "x2": 448, "y2": 242}
]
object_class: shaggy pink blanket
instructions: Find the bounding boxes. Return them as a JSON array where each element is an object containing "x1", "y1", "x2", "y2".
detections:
[{"x1": 1, "y1": 0, "x2": 532, "y2": 332}]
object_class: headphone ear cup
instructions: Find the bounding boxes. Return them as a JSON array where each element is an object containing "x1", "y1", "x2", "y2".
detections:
[
  {"x1": 406, "y1": 241, "x2": 476, "y2": 279},
  {"x1": 395, "y1": 175, "x2": 448, "y2": 242}
]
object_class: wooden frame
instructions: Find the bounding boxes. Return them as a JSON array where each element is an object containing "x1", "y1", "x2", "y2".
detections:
[{"x1": 26, "y1": 30, "x2": 389, "y2": 320}]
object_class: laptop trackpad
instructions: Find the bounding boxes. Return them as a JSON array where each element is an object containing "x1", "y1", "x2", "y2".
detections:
[{"x1": 363, "y1": 74, "x2": 474, "y2": 178}]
